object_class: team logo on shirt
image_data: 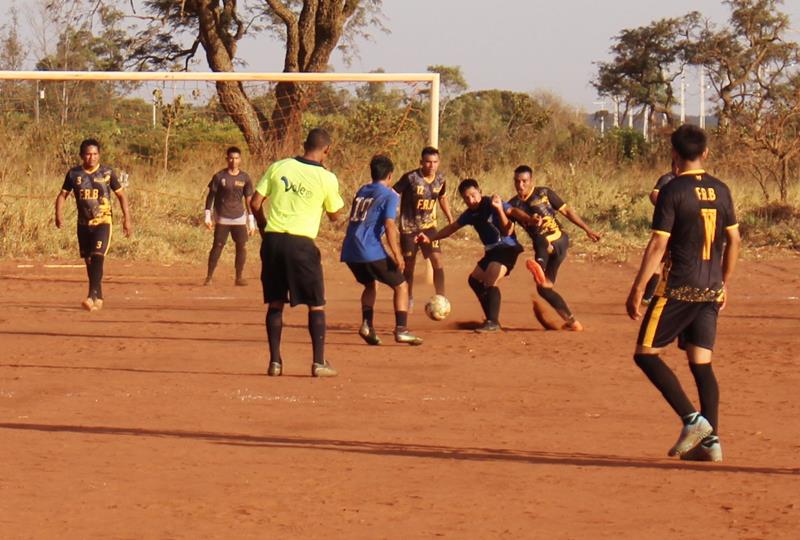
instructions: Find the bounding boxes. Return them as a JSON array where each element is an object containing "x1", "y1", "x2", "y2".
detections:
[
  {"x1": 221, "y1": 178, "x2": 226, "y2": 187},
  {"x1": 74, "y1": 176, "x2": 82, "y2": 186}
]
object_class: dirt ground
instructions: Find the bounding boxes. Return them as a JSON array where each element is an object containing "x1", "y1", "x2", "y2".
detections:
[{"x1": 1, "y1": 247, "x2": 798, "y2": 539}]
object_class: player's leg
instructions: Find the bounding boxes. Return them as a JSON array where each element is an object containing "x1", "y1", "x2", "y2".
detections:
[
  {"x1": 400, "y1": 232, "x2": 418, "y2": 309},
  {"x1": 261, "y1": 233, "x2": 288, "y2": 376},
  {"x1": 536, "y1": 235, "x2": 581, "y2": 330},
  {"x1": 205, "y1": 224, "x2": 230, "y2": 285},
  {"x1": 680, "y1": 302, "x2": 723, "y2": 461},
  {"x1": 477, "y1": 261, "x2": 509, "y2": 332},
  {"x1": 85, "y1": 224, "x2": 111, "y2": 311},
  {"x1": 468, "y1": 264, "x2": 491, "y2": 322},
  {"x1": 285, "y1": 236, "x2": 336, "y2": 377},
  {"x1": 346, "y1": 262, "x2": 380, "y2": 345},
  {"x1": 379, "y1": 258, "x2": 422, "y2": 345},
  {"x1": 634, "y1": 298, "x2": 712, "y2": 456},
  {"x1": 77, "y1": 225, "x2": 94, "y2": 311},
  {"x1": 424, "y1": 230, "x2": 445, "y2": 296},
  {"x1": 231, "y1": 225, "x2": 248, "y2": 286}
]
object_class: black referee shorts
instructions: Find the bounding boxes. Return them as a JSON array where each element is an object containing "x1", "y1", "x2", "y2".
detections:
[
  {"x1": 77, "y1": 223, "x2": 111, "y2": 258},
  {"x1": 477, "y1": 244, "x2": 524, "y2": 275},
  {"x1": 260, "y1": 232, "x2": 325, "y2": 307},
  {"x1": 346, "y1": 258, "x2": 405, "y2": 287},
  {"x1": 637, "y1": 297, "x2": 721, "y2": 351}
]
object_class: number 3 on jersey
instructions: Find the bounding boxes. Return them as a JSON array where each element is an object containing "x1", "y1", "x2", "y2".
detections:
[
  {"x1": 350, "y1": 196, "x2": 374, "y2": 222},
  {"x1": 700, "y1": 208, "x2": 717, "y2": 260}
]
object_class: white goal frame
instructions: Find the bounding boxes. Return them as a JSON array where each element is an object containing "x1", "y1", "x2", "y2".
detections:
[{"x1": 0, "y1": 70, "x2": 441, "y2": 148}]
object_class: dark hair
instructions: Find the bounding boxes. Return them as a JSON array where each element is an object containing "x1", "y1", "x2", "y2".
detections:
[
  {"x1": 458, "y1": 178, "x2": 480, "y2": 195},
  {"x1": 370, "y1": 154, "x2": 394, "y2": 181},
  {"x1": 671, "y1": 124, "x2": 707, "y2": 161},
  {"x1": 226, "y1": 146, "x2": 241, "y2": 156},
  {"x1": 421, "y1": 146, "x2": 440, "y2": 159},
  {"x1": 79, "y1": 138, "x2": 101, "y2": 155},
  {"x1": 304, "y1": 128, "x2": 332, "y2": 151},
  {"x1": 514, "y1": 165, "x2": 533, "y2": 176}
]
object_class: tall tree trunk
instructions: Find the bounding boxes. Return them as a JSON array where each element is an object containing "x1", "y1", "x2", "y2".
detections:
[
  {"x1": 269, "y1": 81, "x2": 305, "y2": 157},
  {"x1": 215, "y1": 80, "x2": 271, "y2": 159}
]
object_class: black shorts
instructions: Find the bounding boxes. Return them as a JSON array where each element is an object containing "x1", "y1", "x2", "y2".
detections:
[
  {"x1": 401, "y1": 227, "x2": 441, "y2": 259},
  {"x1": 77, "y1": 223, "x2": 111, "y2": 258},
  {"x1": 346, "y1": 258, "x2": 405, "y2": 287},
  {"x1": 637, "y1": 297, "x2": 721, "y2": 351},
  {"x1": 532, "y1": 232, "x2": 568, "y2": 283},
  {"x1": 477, "y1": 244, "x2": 524, "y2": 275},
  {"x1": 213, "y1": 224, "x2": 248, "y2": 246},
  {"x1": 260, "y1": 232, "x2": 325, "y2": 307}
]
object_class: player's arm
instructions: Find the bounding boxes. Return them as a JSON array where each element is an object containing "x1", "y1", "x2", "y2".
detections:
[
  {"x1": 250, "y1": 192, "x2": 267, "y2": 235},
  {"x1": 113, "y1": 188, "x2": 133, "y2": 237},
  {"x1": 649, "y1": 190, "x2": 660, "y2": 205},
  {"x1": 324, "y1": 175, "x2": 345, "y2": 222},
  {"x1": 491, "y1": 195, "x2": 513, "y2": 235},
  {"x1": 437, "y1": 191, "x2": 455, "y2": 225},
  {"x1": 384, "y1": 217, "x2": 405, "y2": 273},
  {"x1": 506, "y1": 207, "x2": 541, "y2": 228},
  {"x1": 626, "y1": 232, "x2": 669, "y2": 320},
  {"x1": 418, "y1": 220, "x2": 462, "y2": 244},
  {"x1": 720, "y1": 225, "x2": 741, "y2": 310},
  {"x1": 54, "y1": 190, "x2": 69, "y2": 229},
  {"x1": 559, "y1": 206, "x2": 601, "y2": 242},
  {"x1": 204, "y1": 185, "x2": 215, "y2": 230}
]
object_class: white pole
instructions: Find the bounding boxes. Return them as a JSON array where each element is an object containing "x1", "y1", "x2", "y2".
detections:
[
  {"x1": 627, "y1": 106, "x2": 633, "y2": 128},
  {"x1": 429, "y1": 73, "x2": 440, "y2": 148},
  {"x1": 680, "y1": 72, "x2": 686, "y2": 124},
  {"x1": 642, "y1": 106, "x2": 649, "y2": 142},
  {"x1": 699, "y1": 65, "x2": 706, "y2": 129},
  {"x1": 613, "y1": 97, "x2": 620, "y2": 128}
]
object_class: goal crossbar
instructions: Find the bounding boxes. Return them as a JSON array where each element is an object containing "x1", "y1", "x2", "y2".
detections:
[{"x1": 0, "y1": 70, "x2": 441, "y2": 146}]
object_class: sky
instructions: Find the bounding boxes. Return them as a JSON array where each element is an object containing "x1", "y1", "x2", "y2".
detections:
[{"x1": 2, "y1": 0, "x2": 799, "y2": 110}]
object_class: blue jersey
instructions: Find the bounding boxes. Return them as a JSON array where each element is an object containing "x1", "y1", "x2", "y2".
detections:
[
  {"x1": 457, "y1": 196, "x2": 519, "y2": 250},
  {"x1": 341, "y1": 182, "x2": 399, "y2": 263}
]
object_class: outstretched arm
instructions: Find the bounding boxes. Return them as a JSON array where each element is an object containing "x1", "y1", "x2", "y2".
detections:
[
  {"x1": 419, "y1": 220, "x2": 462, "y2": 243},
  {"x1": 438, "y1": 193, "x2": 455, "y2": 225},
  {"x1": 560, "y1": 206, "x2": 601, "y2": 242}
]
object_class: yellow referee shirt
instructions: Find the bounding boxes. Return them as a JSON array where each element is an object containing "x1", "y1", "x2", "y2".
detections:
[{"x1": 255, "y1": 157, "x2": 345, "y2": 240}]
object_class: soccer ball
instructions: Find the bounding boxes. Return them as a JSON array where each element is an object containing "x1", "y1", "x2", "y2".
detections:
[{"x1": 425, "y1": 294, "x2": 451, "y2": 321}]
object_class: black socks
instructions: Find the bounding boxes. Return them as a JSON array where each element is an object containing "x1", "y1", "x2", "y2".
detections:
[
  {"x1": 468, "y1": 276, "x2": 489, "y2": 319},
  {"x1": 362, "y1": 307, "x2": 374, "y2": 327},
  {"x1": 266, "y1": 308, "x2": 283, "y2": 364},
  {"x1": 537, "y1": 285, "x2": 572, "y2": 321},
  {"x1": 634, "y1": 353, "x2": 695, "y2": 418},
  {"x1": 308, "y1": 310, "x2": 326, "y2": 365},
  {"x1": 690, "y1": 363, "x2": 719, "y2": 435},
  {"x1": 234, "y1": 242, "x2": 246, "y2": 280},
  {"x1": 485, "y1": 286, "x2": 501, "y2": 323},
  {"x1": 87, "y1": 255, "x2": 104, "y2": 300},
  {"x1": 395, "y1": 310, "x2": 408, "y2": 330}
]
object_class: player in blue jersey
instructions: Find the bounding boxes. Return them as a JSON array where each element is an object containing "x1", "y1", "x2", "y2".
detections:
[
  {"x1": 418, "y1": 178, "x2": 523, "y2": 333},
  {"x1": 341, "y1": 155, "x2": 423, "y2": 346}
]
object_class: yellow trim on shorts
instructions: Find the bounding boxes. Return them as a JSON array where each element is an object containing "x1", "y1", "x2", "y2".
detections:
[
  {"x1": 104, "y1": 222, "x2": 113, "y2": 256},
  {"x1": 642, "y1": 296, "x2": 668, "y2": 348},
  {"x1": 725, "y1": 223, "x2": 739, "y2": 230},
  {"x1": 652, "y1": 229, "x2": 671, "y2": 237}
]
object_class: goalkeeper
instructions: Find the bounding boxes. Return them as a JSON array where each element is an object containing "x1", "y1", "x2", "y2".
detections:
[{"x1": 203, "y1": 146, "x2": 256, "y2": 286}]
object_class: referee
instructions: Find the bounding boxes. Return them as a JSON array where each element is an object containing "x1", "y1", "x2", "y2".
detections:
[{"x1": 250, "y1": 129, "x2": 345, "y2": 377}]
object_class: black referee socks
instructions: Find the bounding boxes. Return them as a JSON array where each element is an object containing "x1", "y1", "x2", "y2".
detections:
[
  {"x1": 308, "y1": 310, "x2": 326, "y2": 365},
  {"x1": 634, "y1": 353, "x2": 695, "y2": 418},
  {"x1": 266, "y1": 308, "x2": 283, "y2": 363}
]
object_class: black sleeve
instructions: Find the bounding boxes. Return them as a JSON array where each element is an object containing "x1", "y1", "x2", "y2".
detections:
[
  {"x1": 109, "y1": 169, "x2": 122, "y2": 191},
  {"x1": 722, "y1": 185, "x2": 737, "y2": 228},
  {"x1": 243, "y1": 173, "x2": 254, "y2": 197},
  {"x1": 653, "y1": 173, "x2": 673, "y2": 191},
  {"x1": 392, "y1": 173, "x2": 410, "y2": 194},
  {"x1": 545, "y1": 188, "x2": 566, "y2": 211},
  {"x1": 61, "y1": 172, "x2": 72, "y2": 192}
]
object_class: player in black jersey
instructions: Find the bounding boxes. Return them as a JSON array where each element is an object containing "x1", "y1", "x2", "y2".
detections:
[
  {"x1": 393, "y1": 147, "x2": 454, "y2": 309},
  {"x1": 506, "y1": 165, "x2": 601, "y2": 331},
  {"x1": 203, "y1": 146, "x2": 255, "y2": 286},
  {"x1": 642, "y1": 161, "x2": 678, "y2": 304},
  {"x1": 627, "y1": 125, "x2": 741, "y2": 462},
  {"x1": 55, "y1": 139, "x2": 132, "y2": 311}
]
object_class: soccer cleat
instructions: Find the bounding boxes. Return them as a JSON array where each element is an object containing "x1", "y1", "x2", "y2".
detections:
[
  {"x1": 91, "y1": 299, "x2": 104, "y2": 312},
  {"x1": 680, "y1": 436, "x2": 723, "y2": 462},
  {"x1": 394, "y1": 329, "x2": 423, "y2": 346},
  {"x1": 235, "y1": 278, "x2": 248, "y2": 286},
  {"x1": 312, "y1": 361, "x2": 338, "y2": 378},
  {"x1": 474, "y1": 320, "x2": 501, "y2": 333},
  {"x1": 267, "y1": 361, "x2": 282, "y2": 377},
  {"x1": 562, "y1": 319, "x2": 584, "y2": 331},
  {"x1": 668, "y1": 413, "x2": 713, "y2": 457},
  {"x1": 358, "y1": 321, "x2": 382, "y2": 346},
  {"x1": 203, "y1": 276, "x2": 213, "y2": 286},
  {"x1": 81, "y1": 297, "x2": 94, "y2": 312},
  {"x1": 525, "y1": 258, "x2": 547, "y2": 285}
]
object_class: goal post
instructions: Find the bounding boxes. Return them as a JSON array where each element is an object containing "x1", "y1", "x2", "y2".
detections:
[{"x1": 0, "y1": 70, "x2": 440, "y2": 148}]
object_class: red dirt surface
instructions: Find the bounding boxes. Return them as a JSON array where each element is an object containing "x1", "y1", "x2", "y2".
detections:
[{"x1": 1, "y1": 251, "x2": 799, "y2": 539}]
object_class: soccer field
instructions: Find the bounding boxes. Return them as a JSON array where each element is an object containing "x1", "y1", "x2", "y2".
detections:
[{"x1": 1, "y1": 252, "x2": 798, "y2": 539}]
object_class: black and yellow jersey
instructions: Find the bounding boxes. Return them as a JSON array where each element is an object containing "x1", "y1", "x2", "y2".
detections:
[
  {"x1": 393, "y1": 170, "x2": 446, "y2": 234},
  {"x1": 652, "y1": 170, "x2": 738, "y2": 301},
  {"x1": 507, "y1": 186, "x2": 566, "y2": 242},
  {"x1": 207, "y1": 169, "x2": 254, "y2": 220},
  {"x1": 61, "y1": 165, "x2": 122, "y2": 226}
]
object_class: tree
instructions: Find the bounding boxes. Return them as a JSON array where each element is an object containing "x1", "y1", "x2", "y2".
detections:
[
  {"x1": 593, "y1": 13, "x2": 700, "y2": 134},
  {"x1": 426, "y1": 64, "x2": 467, "y2": 119},
  {"x1": 117, "y1": 0, "x2": 384, "y2": 159},
  {"x1": 0, "y1": 5, "x2": 28, "y2": 115},
  {"x1": 693, "y1": 0, "x2": 796, "y2": 129}
]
